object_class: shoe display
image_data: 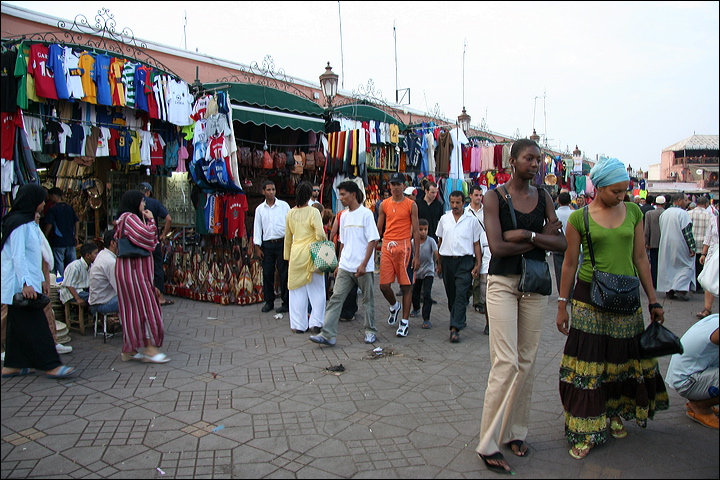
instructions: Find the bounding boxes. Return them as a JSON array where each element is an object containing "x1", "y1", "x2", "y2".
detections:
[
  {"x1": 396, "y1": 320, "x2": 409, "y2": 337},
  {"x1": 309, "y1": 335, "x2": 336, "y2": 346},
  {"x1": 55, "y1": 344, "x2": 73, "y2": 354},
  {"x1": 387, "y1": 306, "x2": 401, "y2": 326},
  {"x1": 410, "y1": 309, "x2": 420, "y2": 318},
  {"x1": 364, "y1": 333, "x2": 377, "y2": 344},
  {"x1": 276, "y1": 305, "x2": 289, "y2": 313},
  {"x1": 261, "y1": 303, "x2": 274, "y2": 313}
]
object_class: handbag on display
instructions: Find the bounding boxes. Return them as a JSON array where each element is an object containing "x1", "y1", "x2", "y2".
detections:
[
  {"x1": 117, "y1": 220, "x2": 151, "y2": 259},
  {"x1": 292, "y1": 150, "x2": 304, "y2": 175},
  {"x1": 12, "y1": 292, "x2": 51, "y2": 309},
  {"x1": 639, "y1": 320, "x2": 684, "y2": 359},
  {"x1": 252, "y1": 150, "x2": 264, "y2": 169},
  {"x1": 500, "y1": 186, "x2": 552, "y2": 296},
  {"x1": 273, "y1": 151, "x2": 286, "y2": 170},
  {"x1": 239, "y1": 147, "x2": 251, "y2": 167},
  {"x1": 583, "y1": 207, "x2": 641, "y2": 314},
  {"x1": 315, "y1": 145, "x2": 325, "y2": 168},
  {"x1": 262, "y1": 150, "x2": 274, "y2": 169},
  {"x1": 310, "y1": 240, "x2": 338, "y2": 273},
  {"x1": 305, "y1": 151, "x2": 316, "y2": 171}
]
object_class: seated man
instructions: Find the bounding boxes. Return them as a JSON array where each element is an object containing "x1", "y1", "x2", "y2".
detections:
[
  {"x1": 89, "y1": 230, "x2": 119, "y2": 317},
  {"x1": 665, "y1": 314, "x2": 719, "y2": 429},
  {"x1": 59, "y1": 242, "x2": 99, "y2": 307}
]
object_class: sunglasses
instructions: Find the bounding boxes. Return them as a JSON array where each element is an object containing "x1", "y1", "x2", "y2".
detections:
[{"x1": 313, "y1": 189, "x2": 320, "y2": 192}]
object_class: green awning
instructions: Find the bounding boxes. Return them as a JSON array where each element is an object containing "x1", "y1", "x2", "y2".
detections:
[
  {"x1": 230, "y1": 104, "x2": 325, "y2": 133},
  {"x1": 203, "y1": 82, "x2": 325, "y2": 116},
  {"x1": 332, "y1": 104, "x2": 405, "y2": 129}
]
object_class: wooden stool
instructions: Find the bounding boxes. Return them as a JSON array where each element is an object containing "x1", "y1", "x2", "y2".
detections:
[
  {"x1": 64, "y1": 300, "x2": 89, "y2": 335},
  {"x1": 94, "y1": 311, "x2": 120, "y2": 343}
]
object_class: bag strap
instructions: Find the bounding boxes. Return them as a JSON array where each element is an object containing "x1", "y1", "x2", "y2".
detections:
[
  {"x1": 499, "y1": 186, "x2": 518, "y2": 230},
  {"x1": 583, "y1": 206, "x2": 598, "y2": 271}
]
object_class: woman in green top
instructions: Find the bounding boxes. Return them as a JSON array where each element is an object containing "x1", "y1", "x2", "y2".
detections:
[{"x1": 556, "y1": 157, "x2": 668, "y2": 460}]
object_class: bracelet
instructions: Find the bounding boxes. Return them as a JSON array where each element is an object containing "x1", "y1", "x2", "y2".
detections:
[
  {"x1": 530, "y1": 232, "x2": 537, "y2": 243},
  {"x1": 648, "y1": 303, "x2": 663, "y2": 312},
  {"x1": 557, "y1": 297, "x2": 569, "y2": 303}
]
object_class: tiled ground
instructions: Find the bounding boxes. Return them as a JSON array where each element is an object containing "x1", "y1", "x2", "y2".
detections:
[{"x1": 2, "y1": 273, "x2": 718, "y2": 478}]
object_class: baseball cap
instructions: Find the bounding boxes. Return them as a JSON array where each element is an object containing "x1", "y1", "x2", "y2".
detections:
[
  {"x1": 403, "y1": 186, "x2": 416, "y2": 196},
  {"x1": 388, "y1": 172, "x2": 405, "y2": 184},
  {"x1": 138, "y1": 182, "x2": 153, "y2": 194},
  {"x1": 655, "y1": 195, "x2": 666, "y2": 204}
]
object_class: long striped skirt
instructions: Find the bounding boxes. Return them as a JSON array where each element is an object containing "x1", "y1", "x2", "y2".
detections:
[
  {"x1": 559, "y1": 299, "x2": 669, "y2": 446},
  {"x1": 116, "y1": 254, "x2": 164, "y2": 352}
]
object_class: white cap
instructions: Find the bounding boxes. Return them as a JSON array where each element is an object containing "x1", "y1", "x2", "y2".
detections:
[
  {"x1": 655, "y1": 195, "x2": 666, "y2": 204},
  {"x1": 404, "y1": 186, "x2": 416, "y2": 196}
]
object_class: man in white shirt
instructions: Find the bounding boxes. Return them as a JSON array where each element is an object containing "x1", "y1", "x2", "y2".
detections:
[
  {"x1": 466, "y1": 185, "x2": 488, "y2": 315},
  {"x1": 253, "y1": 181, "x2": 291, "y2": 313},
  {"x1": 553, "y1": 192, "x2": 574, "y2": 295},
  {"x1": 436, "y1": 191, "x2": 481, "y2": 343},
  {"x1": 310, "y1": 181, "x2": 380, "y2": 346},
  {"x1": 309, "y1": 183, "x2": 322, "y2": 206},
  {"x1": 88, "y1": 229, "x2": 119, "y2": 317},
  {"x1": 59, "y1": 243, "x2": 99, "y2": 306}
]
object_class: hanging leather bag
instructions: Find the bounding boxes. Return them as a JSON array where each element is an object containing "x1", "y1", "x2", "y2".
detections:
[
  {"x1": 273, "y1": 151, "x2": 286, "y2": 170},
  {"x1": 305, "y1": 151, "x2": 316, "y2": 171},
  {"x1": 583, "y1": 206, "x2": 641, "y2": 314},
  {"x1": 262, "y1": 150, "x2": 274, "y2": 169},
  {"x1": 252, "y1": 150, "x2": 264, "y2": 169},
  {"x1": 292, "y1": 149, "x2": 304, "y2": 175},
  {"x1": 239, "y1": 147, "x2": 251, "y2": 167}
]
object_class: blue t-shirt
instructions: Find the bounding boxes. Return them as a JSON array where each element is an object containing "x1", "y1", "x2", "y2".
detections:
[
  {"x1": 47, "y1": 44, "x2": 69, "y2": 100},
  {"x1": 44, "y1": 202, "x2": 79, "y2": 247},
  {"x1": 93, "y1": 54, "x2": 112, "y2": 106},
  {"x1": 143, "y1": 196, "x2": 169, "y2": 239}
]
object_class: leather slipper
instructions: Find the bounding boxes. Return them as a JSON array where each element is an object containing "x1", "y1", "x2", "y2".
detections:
[
  {"x1": 686, "y1": 410, "x2": 719, "y2": 429},
  {"x1": 477, "y1": 452, "x2": 513, "y2": 474},
  {"x1": 2, "y1": 368, "x2": 36, "y2": 378},
  {"x1": 160, "y1": 300, "x2": 175, "y2": 306},
  {"x1": 507, "y1": 439, "x2": 529, "y2": 456}
]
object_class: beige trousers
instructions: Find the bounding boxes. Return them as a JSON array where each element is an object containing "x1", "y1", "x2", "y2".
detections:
[{"x1": 476, "y1": 274, "x2": 547, "y2": 455}]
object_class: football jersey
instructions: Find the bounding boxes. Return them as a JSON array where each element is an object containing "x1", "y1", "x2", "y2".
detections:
[
  {"x1": 139, "y1": 130, "x2": 153, "y2": 165},
  {"x1": 47, "y1": 44, "x2": 69, "y2": 100},
  {"x1": 78, "y1": 51, "x2": 97, "y2": 104},
  {"x1": 122, "y1": 62, "x2": 136, "y2": 107},
  {"x1": 153, "y1": 73, "x2": 168, "y2": 122},
  {"x1": 145, "y1": 70, "x2": 159, "y2": 119},
  {"x1": 64, "y1": 47, "x2": 85, "y2": 100},
  {"x1": 1, "y1": 111, "x2": 23, "y2": 159},
  {"x1": 166, "y1": 79, "x2": 193, "y2": 126},
  {"x1": 133, "y1": 65, "x2": 150, "y2": 112},
  {"x1": 116, "y1": 128, "x2": 132, "y2": 164},
  {"x1": 109, "y1": 57, "x2": 126, "y2": 107},
  {"x1": 93, "y1": 54, "x2": 112, "y2": 106},
  {"x1": 128, "y1": 130, "x2": 141, "y2": 165},
  {"x1": 149, "y1": 132, "x2": 166, "y2": 166},
  {"x1": 29, "y1": 44, "x2": 57, "y2": 99},
  {"x1": 226, "y1": 193, "x2": 248, "y2": 240}
]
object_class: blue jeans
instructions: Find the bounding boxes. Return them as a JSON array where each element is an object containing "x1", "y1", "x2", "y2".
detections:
[
  {"x1": 90, "y1": 296, "x2": 119, "y2": 316},
  {"x1": 52, "y1": 246, "x2": 76, "y2": 277}
]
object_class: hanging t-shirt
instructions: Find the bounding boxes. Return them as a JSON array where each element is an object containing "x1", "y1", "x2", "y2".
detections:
[
  {"x1": 93, "y1": 54, "x2": 112, "y2": 106},
  {"x1": 77, "y1": 51, "x2": 97, "y2": 104},
  {"x1": 58, "y1": 123, "x2": 72, "y2": 154},
  {"x1": 1, "y1": 111, "x2": 23, "y2": 159},
  {"x1": 121, "y1": 62, "x2": 136, "y2": 108},
  {"x1": 128, "y1": 130, "x2": 141, "y2": 165},
  {"x1": 63, "y1": 47, "x2": 84, "y2": 101},
  {"x1": 22, "y1": 115, "x2": 44, "y2": 152},
  {"x1": 133, "y1": 65, "x2": 150, "y2": 112},
  {"x1": 66, "y1": 123, "x2": 85, "y2": 155},
  {"x1": 109, "y1": 57, "x2": 126, "y2": 107},
  {"x1": 96, "y1": 127, "x2": 111, "y2": 157},
  {"x1": 149, "y1": 132, "x2": 166, "y2": 166},
  {"x1": 166, "y1": 79, "x2": 193, "y2": 126},
  {"x1": 29, "y1": 44, "x2": 57, "y2": 100},
  {"x1": 139, "y1": 129, "x2": 153, "y2": 165},
  {"x1": 1, "y1": 50, "x2": 18, "y2": 113},
  {"x1": 226, "y1": 193, "x2": 248, "y2": 240},
  {"x1": 116, "y1": 128, "x2": 132, "y2": 164},
  {"x1": 47, "y1": 44, "x2": 69, "y2": 100},
  {"x1": 448, "y1": 127, "x2": 468, "y2": 180}
]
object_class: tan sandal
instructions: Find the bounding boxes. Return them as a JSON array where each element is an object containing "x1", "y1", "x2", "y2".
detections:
[
  {"x1": 609, "y1": 419, "x2": 628, "y2": 439},
  {"x1": 696, "y1": 309, "x2": 712, "y2": 319},
  {"x1": 569, "y1": 442, "x2": 592, "y2": 460}
]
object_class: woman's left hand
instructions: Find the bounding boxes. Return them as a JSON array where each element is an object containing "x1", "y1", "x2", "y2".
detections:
[
  {"x1": 650, "y1": 306, "x2": 665, "y2": 324},
  {"x1": 503, "y1": 229, "x2": 529, "y2": 243}
]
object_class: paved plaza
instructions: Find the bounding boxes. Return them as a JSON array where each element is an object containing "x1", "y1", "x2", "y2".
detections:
[{"x1": 1, "y1": 273, "x2": 718, "y2": 479}]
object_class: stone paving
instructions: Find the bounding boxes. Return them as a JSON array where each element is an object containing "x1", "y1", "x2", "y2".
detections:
[{"x1": 1, "y1": 273, "x2": 718, "y2": 479}]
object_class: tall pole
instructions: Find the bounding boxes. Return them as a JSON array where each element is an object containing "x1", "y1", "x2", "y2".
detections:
[
  {"x1": 394, "y1": 20, "x2": 398, "y2": 103},
  {"x1": 462, "y1": 38, "x2": 467, "y2": 108},
  {"x1": 338, "y1": 1, "x2": 345, "y2": 90}
]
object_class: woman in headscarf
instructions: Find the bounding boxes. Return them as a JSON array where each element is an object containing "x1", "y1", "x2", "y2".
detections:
[
  {"x1": 1, "y1": 184, "x2": 75, "y2": 379},
  {"x1": 555, "y1": 157, "x2": 668, "y2": 460},
  {"x1": 284, "y1": 181, "x2": 327, "y2": 334},
  {"x1": 115, "y1": 190, "x2": 169, "y2": 363}
]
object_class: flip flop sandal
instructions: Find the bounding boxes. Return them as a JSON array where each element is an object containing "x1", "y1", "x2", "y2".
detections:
[
  {"x1": 569, "y1": 442, "x2": 592, "y2": 460},
  {"x1": 686, "y1": 410, "x2": 720, "y2": 429},
  {"x1": 45, "y1": 366, "x2": 75, "y2": 379},
  {"x1": 506, "y1": 439, "x2": 529, "y2": 456},
  {"x1": 609, "y1": 420, "x2": 628, "y2": 438},
  {"x1": 422, "y1": 320, "x2": 432, "y2": 329},
  {"x1": 477, "y1": 452, "x2": 513, "y2": 474},
  {"x1": 2, "y1": 368, "x2": 36, "y2": 378}
]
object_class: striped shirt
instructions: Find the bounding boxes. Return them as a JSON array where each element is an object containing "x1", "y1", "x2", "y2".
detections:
[
  {"x1": 122, "y1": 62, "x2": 137, "y2": 108},
  {"x1": 60, "y1": 257, "x2": 90, "y2": 304},
  {"x1": 689, "y1": 207, "x2": 714, "y2": 253}
]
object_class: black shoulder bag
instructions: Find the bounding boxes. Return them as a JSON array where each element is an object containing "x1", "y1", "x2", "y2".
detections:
[
  {"x1": 501, "y1": 187, "x2": 552, "y2": 296},
  {"x1": 583, "y1": 206, "x2": 640, "y2": 314},
  {"x1": 117, "y1": 218, "x2": 151, "y2": 259}
]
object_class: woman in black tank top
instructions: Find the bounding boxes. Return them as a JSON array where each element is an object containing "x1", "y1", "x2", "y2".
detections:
[{"x1": 475, "y1": 139, "x2": 566, "y2": 473}]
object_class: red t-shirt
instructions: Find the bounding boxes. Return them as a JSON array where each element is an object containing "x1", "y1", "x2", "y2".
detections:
[
  {"x1": 29, "y1": 44, "x2": 57, "y2": 100},
  {"x1": 150, "y1": 133, "x2": 165, "y2": 166},
  {"x1": 1, "y1": 110, "x2": 24, "y2": 159},
  {"x1": 226, "y1": 193, "x2": 249, "y2": 240}
]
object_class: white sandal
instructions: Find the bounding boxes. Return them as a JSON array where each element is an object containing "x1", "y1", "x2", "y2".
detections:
[{"x1": 142, "y1": 353, "x2": 170, "y2": 363}]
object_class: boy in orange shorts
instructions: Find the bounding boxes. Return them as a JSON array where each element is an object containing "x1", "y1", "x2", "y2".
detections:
[{"x1": 376, "y1": 172, "x2": 421, "y2": 337}]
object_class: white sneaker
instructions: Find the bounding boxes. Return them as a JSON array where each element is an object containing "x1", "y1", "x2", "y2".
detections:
[
  {"x1": 387, "y1": 305, "x2": 401, "y2": 326},
  {"x1": 55, "y1": 344, "x2": 73, "y2": 354},
  {"x1": 364, "y1": 332, "x2": 377, "y2": 344},
  {"x1": 396, "y1": 320, "x2": 409, "y2": 337}
]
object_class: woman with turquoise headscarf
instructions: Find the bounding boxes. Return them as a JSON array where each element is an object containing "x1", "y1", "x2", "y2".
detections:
[{"x1": 555, "y1": 157, "x2": 668, "y2": 460}]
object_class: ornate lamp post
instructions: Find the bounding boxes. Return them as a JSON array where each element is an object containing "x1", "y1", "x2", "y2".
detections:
[
  {"x1": 458, "y1": 107, "x2": 471, "y2": 133},
  {"x1": 319, "y1": 62, "x2": 339, "y2": 108}
]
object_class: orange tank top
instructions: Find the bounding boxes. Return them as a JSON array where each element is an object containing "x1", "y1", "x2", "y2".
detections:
[{"x1": 382, "y1": 197, "x2": 414, "y2": 241}]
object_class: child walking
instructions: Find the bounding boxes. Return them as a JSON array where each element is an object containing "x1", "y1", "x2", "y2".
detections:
[{"x1": 410, "y1": 219, "x2": 439, "y2": 329}]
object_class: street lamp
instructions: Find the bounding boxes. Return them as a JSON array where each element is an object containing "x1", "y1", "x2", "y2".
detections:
[
  {"x1": 319, "y1": 62, "x2": 339, "y2": 107},
  {"x1": 458, "y1": 107, "x2": 471, "y2": 133}
]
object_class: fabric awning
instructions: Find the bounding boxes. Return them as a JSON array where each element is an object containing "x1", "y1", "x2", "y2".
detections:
[
  {"x1": 332, "y1": 104, "x2": 405, "y2": 129},
  {"x1": 230, "y1": 104, "x2": 325, "y2": 132},
  {"x1": 204, "y1": 82, "x2": 326, "y2": 132}
]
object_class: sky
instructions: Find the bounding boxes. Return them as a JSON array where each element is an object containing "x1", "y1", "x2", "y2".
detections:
[{"x1": 3, "y1": 1, "x2": 719, "y2": 172}]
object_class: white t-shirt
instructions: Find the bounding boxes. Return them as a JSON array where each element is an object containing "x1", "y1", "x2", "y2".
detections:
[
  {"x1": 64, "y1": 47, "x2": 85, "y2": 100},
  {"x1": 96, "y1": 127, "x2": 111, "y2": 157},
  {"x1": 166, "y1": 79, "x2": 193, "y2": 126},
  {"x1": 338, "y1": 206, "x2": 380, "y2": 273}
]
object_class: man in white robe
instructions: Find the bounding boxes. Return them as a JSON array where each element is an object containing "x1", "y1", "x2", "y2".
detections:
[{"x1": 658, "y1": 193, "x2": 696, "y2": 301}]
